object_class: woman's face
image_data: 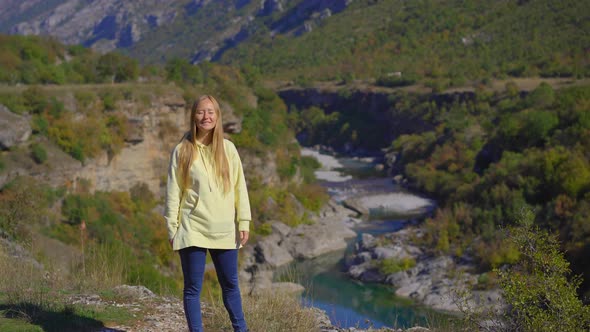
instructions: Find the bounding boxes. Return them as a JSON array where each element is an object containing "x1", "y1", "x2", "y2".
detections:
[{"x1": 195, "y1": 99, "x2": 217, "y2": 134}]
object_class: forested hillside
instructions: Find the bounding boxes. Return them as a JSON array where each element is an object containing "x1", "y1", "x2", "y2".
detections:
[
  {"x1": 290, "y1": 80, "x2": 590, "y2": 299},
  {"x1": 222, "y1": 0, "x2": 589, "y2": 85},
  {"x1": 4, "y1": 0, "x2": 587, "y2": 87}
]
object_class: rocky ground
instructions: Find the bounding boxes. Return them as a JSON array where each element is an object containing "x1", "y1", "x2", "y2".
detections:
[
  {"x1": 239, "y1": 199, "x2": 357, "y2": 295},
  {"x1": 74, "y1": 285, "x2": 430, "y2": 332},
  {"x1": 345, "y1": 228, "x2": 504, "y2": 313}
]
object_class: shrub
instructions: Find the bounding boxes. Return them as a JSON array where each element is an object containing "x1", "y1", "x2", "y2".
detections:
[
  {"x1": 378, "y1": 257, "x2": 416, "y2": 275},
  {"x1": 22, "y1": 85, "x2": 47, "y2": 114},
  {"x1": 101, "y1": 91, "x2": 118, "y2": 111},
  {"x1": 74, "y1": 90, "x2": 97, "y2": 109},
  {"x1": 495, "y1": 211, "x2": 590, "y2": 331},
  {"x1": 0, "y1": 93, "x2": 26, "y2": 114},
  {"x1": 31, "y1": 143, "x2": 48, "y2": 164}
]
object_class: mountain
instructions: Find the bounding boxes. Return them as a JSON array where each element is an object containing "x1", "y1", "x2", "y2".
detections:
[
  {"x1": 0, "y1": 0, "x2": 352, "y2": 61},
  {"x1": 3, "y1": 0, "x2": 588, "y2": 83},
  {"x1": 2, "y1": 0, "x2": 182, "y2": 53}
]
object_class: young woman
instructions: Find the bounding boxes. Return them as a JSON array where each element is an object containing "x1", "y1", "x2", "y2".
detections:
[{"x1": 164, "y1": 95, "x2": 250, "y2": 332}]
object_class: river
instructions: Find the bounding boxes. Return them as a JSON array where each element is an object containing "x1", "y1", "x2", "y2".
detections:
[{"x1": 275, "y1": 148, "x2": 445, "y2": 329}]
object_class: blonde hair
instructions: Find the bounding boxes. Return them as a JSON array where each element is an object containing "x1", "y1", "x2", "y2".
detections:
[{"x1": 177, "y1": 95, "x2": 231, "y2": 194}]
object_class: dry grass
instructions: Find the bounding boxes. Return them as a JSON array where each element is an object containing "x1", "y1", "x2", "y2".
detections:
[
  {"x1": 203, "y1": 290, "x2": 319, "y2": 332},
  {"x1": 0, "y1": 244, "x2": 67, "y2": 320},
  {"x1": 75, "y1": 242, "x2": 129, "y2": 292}
]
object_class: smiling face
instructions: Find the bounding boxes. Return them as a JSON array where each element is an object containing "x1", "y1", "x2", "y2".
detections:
[{"x1": 194, "y1": 98, "x2": 218, "y2": 135}]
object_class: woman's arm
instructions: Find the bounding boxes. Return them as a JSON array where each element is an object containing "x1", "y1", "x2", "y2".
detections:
[
  {"x1": 231, "y1": 142, "x2": 251, "y2": 235},
  {"x1": 164, "y1": 145, "x2": 182, "y2": 242}
]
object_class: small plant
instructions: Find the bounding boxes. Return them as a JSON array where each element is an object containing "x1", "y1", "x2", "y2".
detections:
[
  {"x1": 30, "y1": 143, "x2": 48, "y2": 164},
  {"x1": 378, "y1": 257, "x2": 416, "y2": 275}
]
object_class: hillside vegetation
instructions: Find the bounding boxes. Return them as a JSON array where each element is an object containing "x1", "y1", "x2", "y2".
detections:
[
  {"x1": 2, "y1": 0, "x2": 588, "y2": 87},
  {"x1": 221, "y1": 0, "x2": 589, "y2": 85},
  {"x1": 0, "y1": 35, "x2": 330, "y2": 330}
]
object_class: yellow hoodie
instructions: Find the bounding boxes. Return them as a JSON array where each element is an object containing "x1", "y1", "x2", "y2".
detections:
[{"x1": 164, "y1": 139, "x2": 251, "y2": 250}]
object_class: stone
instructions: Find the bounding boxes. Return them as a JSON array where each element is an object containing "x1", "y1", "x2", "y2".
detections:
[
  {"x1": 254, "y1": 233, "x2": 293, "y2": 267},
  {"x1": 271, "y1": 221, "x2": 292, "y2": 238},
  {"x1": 113, "y1": 284, "x2": 156, "y2": 300},
  {"x1": 0, "y1": 104, "x2": 31, "y2": 150},
  {"x1": 359, "y1": 233, "x2": 376, "y2": 250},
  {"x1": 374, "y1": 246, "x2": 404, "y2": 260},
  {"x1": 406, "y1": 327, "x2": 431, "y2": 332}
]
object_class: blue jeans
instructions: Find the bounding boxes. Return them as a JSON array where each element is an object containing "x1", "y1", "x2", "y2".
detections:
[{"x1": 179, "y1": 247, "x2": 248, "y2": 332}]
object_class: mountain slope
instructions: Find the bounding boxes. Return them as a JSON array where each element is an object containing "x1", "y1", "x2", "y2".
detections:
[
  {"x1": 1, "y1": 0, "x2": 352, "y2": 63},
  {"x1": 3, "y1": 0, "x2": 183, "y2": 53},
  {"x1": 4, "y1": 0, "x2": 588, "y2": 84},
  {"x1": 220, "y1": 0, "x2": 590, "y2": 82}
]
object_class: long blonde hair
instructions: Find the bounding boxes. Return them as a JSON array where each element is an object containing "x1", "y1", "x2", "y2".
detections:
[{"x1": 177, "y1": 95, "x2": 230, "y2": 194}]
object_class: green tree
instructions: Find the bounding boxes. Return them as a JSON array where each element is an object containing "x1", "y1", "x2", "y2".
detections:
[
  {"x1": 497, "y1": 210, "x2": 590, "y2": 332},
  {"x1": 97, "y1": 52, "x2": 138, "y2": 83}
]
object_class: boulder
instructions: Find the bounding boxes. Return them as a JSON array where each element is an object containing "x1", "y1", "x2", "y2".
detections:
[
  {"x1": 287, "y1": 221, "x2": 355, "y2": 259},
  {"x1": 0, "y1": 105, "x2": 31, "y2": 150},
  {"x1": 271, "y1": 221, "x2": 292, "y2": 239},
  {"x1": 358, "y1": 233, "x2": 376, "y2": 250},
  {"x1": 374, "y1": 246, "x2": 404, "y2": 260},
  {"x1": 254, "y1": 233, "x2": 293, "y2": 267}
]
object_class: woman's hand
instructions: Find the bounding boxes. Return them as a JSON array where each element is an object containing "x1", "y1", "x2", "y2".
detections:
[{"x1": 240, "y1": 231, "x2": 249, "y2": 246}]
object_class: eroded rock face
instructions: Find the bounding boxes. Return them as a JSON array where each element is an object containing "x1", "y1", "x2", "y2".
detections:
[{"x1": 0, "y1": 104, "x2": 31, "y2": 150}]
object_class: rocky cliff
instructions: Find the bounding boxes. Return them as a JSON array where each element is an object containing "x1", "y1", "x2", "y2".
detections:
[
  {"x1": 0, "y1": 87, "x2": 280, "y2": 197},
  {"x1": 277, "y1": 85, "x2": 484, "y2": 155},
  {"x1": 7, "y1": 0, "x2": 179, "y2": 53}
]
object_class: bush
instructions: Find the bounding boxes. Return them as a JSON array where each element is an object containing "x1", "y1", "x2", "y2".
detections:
[
  {"x1": 495, "y1": 210, "x2": 590, "y2": 331},
  {"x1": 457, "y1": 210, "x2": 590, "y2": 331},
  {"x1": 31, "y1": 143, "x2": 48, "y2": 164},
  {"x1": 378, "y1": 257, "x2": 416, "y2": 275}
]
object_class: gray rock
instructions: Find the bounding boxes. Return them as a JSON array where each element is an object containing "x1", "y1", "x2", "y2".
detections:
[
  {"x1": 288, "y1": 221, "x2": 355, "y2": 259},
  {"x1": 113, "y1": 284, "x2": 156, "y2": 299},
  {"x1": 356, "y1": 251, "x2": 372, "y2": 264},
  {"x1": 359, "y1": 233, "x2": 376, "y2": 250},
  {"x1": 255, "y1": 233, "x2": 293, "y2": 267},
  {"x1": 0, "y1": 104, "x2": 31, "y2": 149},
  {"x1": 271, "y1": 221, "x2": 291, "y2": 238},
  {"x1": 406, "y1": 327, "x2": 431, "y2": 332},
  {"x1": 348, "y1": 264, "x2": 367, "y2": 279},
  {"x1": 374, "y1": 246, "x2": 404, "y2": 260}
]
